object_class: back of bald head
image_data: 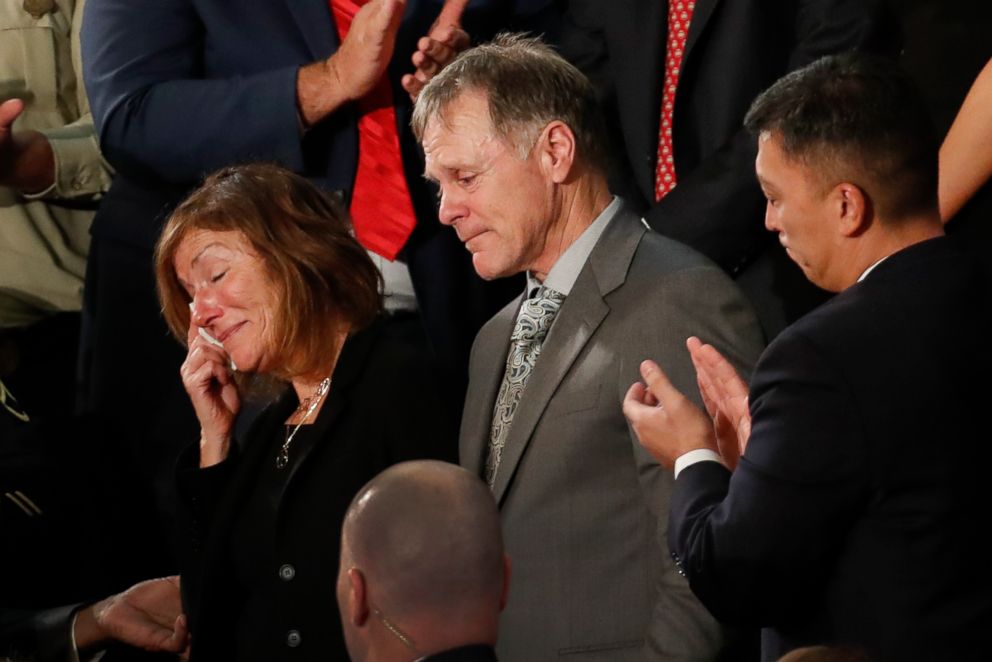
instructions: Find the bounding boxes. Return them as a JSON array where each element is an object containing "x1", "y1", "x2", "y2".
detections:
[{"x1": 342, "y1": 460, "x2": 504, "y2": 623}]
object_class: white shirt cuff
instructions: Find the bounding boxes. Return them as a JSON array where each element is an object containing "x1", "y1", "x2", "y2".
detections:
[{"x1": 674, "y1": 448, "x2": 725, "y2": 479}]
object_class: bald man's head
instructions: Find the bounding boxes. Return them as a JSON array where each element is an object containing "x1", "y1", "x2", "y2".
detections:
[{"x1": 337, "y1": 460, "x2": 508, "y2": 660}]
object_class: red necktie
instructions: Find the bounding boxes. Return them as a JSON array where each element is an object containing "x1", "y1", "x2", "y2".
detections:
[
  {"x1": 330, "y1": 0, "x2": 417, "y2": 260},
  {"x1": 655, "y1": 0, "x2": 696, "y2": 201}
]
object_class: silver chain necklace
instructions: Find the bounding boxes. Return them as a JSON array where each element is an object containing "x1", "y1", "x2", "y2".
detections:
[{"x1": 277, "y1": 376, "x2": 331, "y2": 469}]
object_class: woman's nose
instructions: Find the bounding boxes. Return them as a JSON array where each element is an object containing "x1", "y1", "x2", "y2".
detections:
[{"x1": 190, "y1": 292, "x2": 221, "y2": 326}]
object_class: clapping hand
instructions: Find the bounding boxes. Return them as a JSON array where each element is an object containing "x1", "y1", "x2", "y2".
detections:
[
  {"x1": 686, "y1": 336, "x2": 751, "y2": 469},
  {"x1": 623, "y1": 357, "x2": 716, "y2": 469},
  {"x1": 623, "y1": 337, "x2": 752, "y2": 470}
]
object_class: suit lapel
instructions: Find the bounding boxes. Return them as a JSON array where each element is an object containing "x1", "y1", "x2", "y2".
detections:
[
  {"x1": 489, "y1": 209, "x2": 647, "y2": 503},
  {"x1": 286, "y1": 0, "x2": 339, "y2": 60},
  {"x1": 684, "y1": 0, "x2": 720, "y2": 66}
]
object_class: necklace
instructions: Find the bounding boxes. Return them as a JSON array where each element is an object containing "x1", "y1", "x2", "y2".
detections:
[{"x1": 277, "y1": 376, "x2": 331, "y2": 469}]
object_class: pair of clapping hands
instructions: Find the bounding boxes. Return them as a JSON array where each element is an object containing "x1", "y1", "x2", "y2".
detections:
[
  {"x1": 299, "y1": 0, "x2": 471, "y2": 126},
  {"x1": 623, "y1": 337, "x2": 752, "y2": 472}
]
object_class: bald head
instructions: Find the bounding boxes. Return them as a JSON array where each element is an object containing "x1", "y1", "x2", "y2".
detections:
[{"x1": 338, "y1": 461, "x2": 507, "y2": 659}]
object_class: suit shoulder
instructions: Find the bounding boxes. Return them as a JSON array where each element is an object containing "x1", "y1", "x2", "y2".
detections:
[
  {"x1": 622, "y1": 231, "x2": 750, "y2": 312},
  {"x1": 632, "y1": 230, "x2": 735, "y2": 282}
]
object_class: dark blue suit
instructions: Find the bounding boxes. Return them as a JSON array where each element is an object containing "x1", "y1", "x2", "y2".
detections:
[{"x1": 669, "y1": 238, "x2": 992, "y2": 660}]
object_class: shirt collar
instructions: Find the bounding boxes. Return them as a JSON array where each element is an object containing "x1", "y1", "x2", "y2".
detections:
[
  {"x1": 525, "y1": 196, "x2": 622, "y2": 297},
  {"x1": 857, "y1": 255, "x2": 889, "y2": 282}
]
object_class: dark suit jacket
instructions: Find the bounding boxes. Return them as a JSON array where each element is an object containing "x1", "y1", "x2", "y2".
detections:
[
  {"x1": 461, "y1": 203, "x2": 766, "y2": 660},
  {"x1": 176, "y1": 315, "x2": 457, "y2": 662},
  {"x1": 669, "y1": 237, "x2": 992, "y2": 660},
  {"x1": 559, "y1": 0, "x2": 891, "y2": 332}
]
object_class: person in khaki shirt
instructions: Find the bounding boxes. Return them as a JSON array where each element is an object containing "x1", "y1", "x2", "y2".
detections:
[
  {"x1": 1, "y1": 0, "x2": 112, "y2": 330},
  {"x1": 1, "y1": 0, "x2": 112, "y2": 415}
]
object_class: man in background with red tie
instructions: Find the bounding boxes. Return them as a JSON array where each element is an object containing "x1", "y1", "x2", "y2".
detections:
[
  {"x1": 79, "y1": 0, "x2": 558, "y2": 573},
  {"x1": 559, "y1": 0, "x2": 893, "y2": 340}
]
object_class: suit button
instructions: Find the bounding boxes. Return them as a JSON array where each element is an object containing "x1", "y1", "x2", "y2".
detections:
[
  {"x1": 278, "y1": 563, "x2": 296, "y2": 581},
  {"x1": 286, "y1": 630, "x2": 302, "y2": 647}
]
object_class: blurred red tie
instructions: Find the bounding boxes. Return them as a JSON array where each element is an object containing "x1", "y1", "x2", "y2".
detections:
[
  {"x1": 655, "y1": 0, "x2": 696, "y2": 201},
  {"x1": 330, "y1": 0, "x2": 417, "y2": 260}
]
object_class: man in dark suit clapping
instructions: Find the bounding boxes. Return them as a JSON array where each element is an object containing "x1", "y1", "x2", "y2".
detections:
[{"x1": 624, "y1": 53, "x2": 992, "y2": 661}]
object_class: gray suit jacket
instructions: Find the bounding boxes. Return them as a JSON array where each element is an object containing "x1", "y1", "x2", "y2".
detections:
[{"x1": 461, "y1": 204, "x2": 765, "y2": 660}]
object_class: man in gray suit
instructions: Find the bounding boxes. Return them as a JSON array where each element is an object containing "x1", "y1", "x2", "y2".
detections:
[{"x1": 412, "y1": 34, "x2": 765, "y2": 661}]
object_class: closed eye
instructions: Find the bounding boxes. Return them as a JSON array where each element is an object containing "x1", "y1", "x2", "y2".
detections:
[{"x1": 211, "y1": 270, "x2": 227, "y2": 283}]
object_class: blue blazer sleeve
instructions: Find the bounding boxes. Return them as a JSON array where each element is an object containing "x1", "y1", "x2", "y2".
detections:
[
  {"x1": 81, "y1": 0, "x2": 307, "y2": 184},
  {"x1": 668, "y1": 328, "x2": 868, "y2": 625}
]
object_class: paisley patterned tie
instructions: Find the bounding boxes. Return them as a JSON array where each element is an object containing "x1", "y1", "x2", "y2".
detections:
[{"x1": 486, "y1": 288, "x2": 566, "y2": 486}]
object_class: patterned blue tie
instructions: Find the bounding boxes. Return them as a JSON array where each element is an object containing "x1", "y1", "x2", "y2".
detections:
[{"x1": 486, "y1": 288, "x2": 566, "y2": 486}]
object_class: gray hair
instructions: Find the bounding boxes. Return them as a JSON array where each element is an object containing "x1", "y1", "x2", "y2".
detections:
[{"x1": 412, "y1": 33, "x2": 608, "y2": 170}]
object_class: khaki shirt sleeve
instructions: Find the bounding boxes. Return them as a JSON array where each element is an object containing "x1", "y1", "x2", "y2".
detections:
[
  {"x1": 23, "y1": 0, "x2": 113, "y2": 202},
  {"x1": 31, "y1": 113, "x2": 114, "y2": 201}
]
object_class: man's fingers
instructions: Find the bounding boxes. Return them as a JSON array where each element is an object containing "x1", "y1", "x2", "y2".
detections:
[
  {"x1": 688, "y1": 337, "x2": 749, "y2": 405},
  {"x1": 365, "y1": 0, "x2": 405, "y2": 40},
  {"x1": 167, "y1": 614, "x2": 189, "y2": 652},
  {"x1": 0, "y1": 98, "x2": 24, "y2": 130},
  {"x1": 418, "y1": 35, "x2": 455, "y2": 62},
  {"x1": 693, "y1": 339, "x2": 747, "y2": 390},
  {"x1": 622, "y1": 381, "x2": 658, "y2": 424},
  {"x1": 639, "y1": 359, "x2": 682, "y2": 405},
  {"x1": 695, "y1": 371, "x2": 719, "y2": 417},
  {"x1": 412, "y1": 50, "x2": 442, "y2": 77},
  {"x1": 401, "y1": 73, "x2": 423, "y2": 99},
  {"x1": 435, "y1": 0, "x2": 469, "y2": 29},
  {"x1": 375, "y1": 0, "x2": 405, "y2": 24}
]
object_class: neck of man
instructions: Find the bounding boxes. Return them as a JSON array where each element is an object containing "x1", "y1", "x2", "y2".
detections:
[
  {"x1": 364, "y1": 615, "x2": 497, "y2": 662},
  {"x1": 529, "y1": 172, "x2": 613, "y2": 282},
  {"x1": 841, "y1": 211, "x2": 945, "y2": 290}
]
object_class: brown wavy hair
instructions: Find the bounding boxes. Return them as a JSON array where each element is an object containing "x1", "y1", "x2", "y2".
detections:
[{"x1": 155, "y1": 163, "x2": 383, "y2": 382}]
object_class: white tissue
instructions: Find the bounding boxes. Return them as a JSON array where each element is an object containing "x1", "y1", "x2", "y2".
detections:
[{"x1": 191, "y1": 304, "x2": 238, "y2": 371}]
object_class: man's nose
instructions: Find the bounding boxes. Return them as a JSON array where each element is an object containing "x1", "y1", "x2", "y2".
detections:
[{"x1": 437, "y1": 187, "x2": 464, "y2": 227}]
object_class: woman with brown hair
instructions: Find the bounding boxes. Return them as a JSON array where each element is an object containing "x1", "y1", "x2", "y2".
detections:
[{"x1": 155, "y1": 163, "x2": 456, "y2": 662}]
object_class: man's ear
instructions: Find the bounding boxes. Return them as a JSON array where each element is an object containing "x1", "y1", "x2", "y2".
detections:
[
  {"x1": 537, "y1": 120, "x2": 577, "y2": 184},
  {"x1": 348, "y1": 567, "x2": 370, "y2": 627},
  {"x1": 833, "y1": 182, "x2": 870, "y2": 237}
]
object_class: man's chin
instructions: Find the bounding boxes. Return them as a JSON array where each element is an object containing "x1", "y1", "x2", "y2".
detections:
[{"x1": 471, "y1": 253, "x2": 515, "y2": 281}]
